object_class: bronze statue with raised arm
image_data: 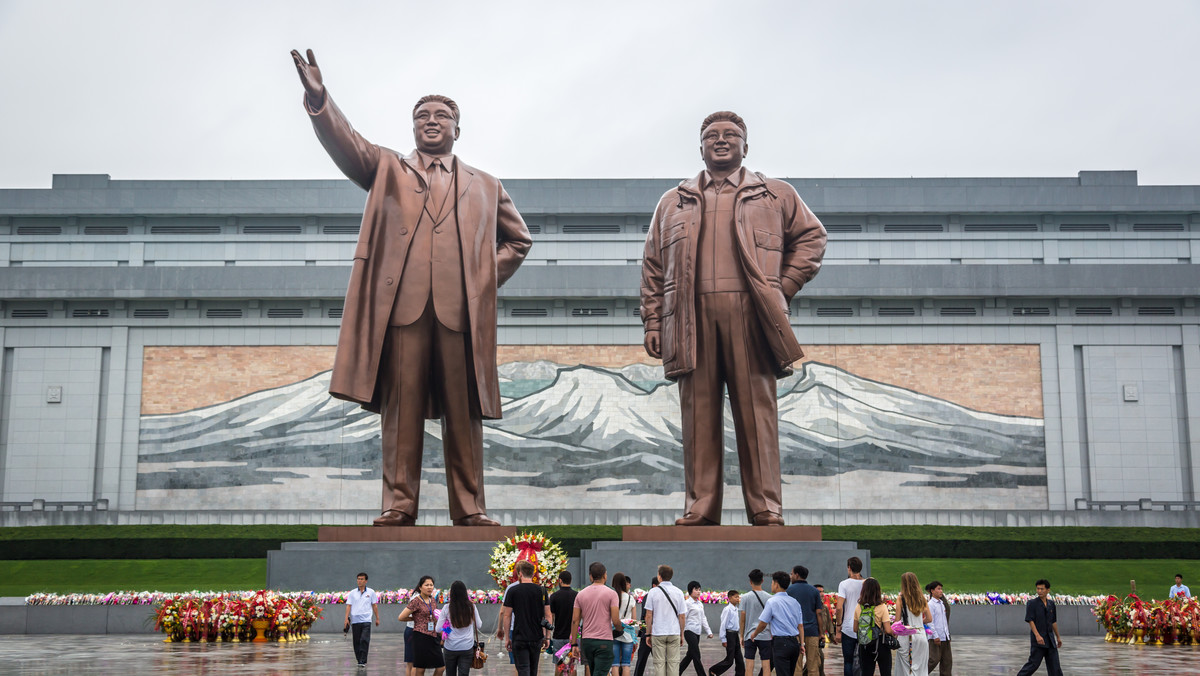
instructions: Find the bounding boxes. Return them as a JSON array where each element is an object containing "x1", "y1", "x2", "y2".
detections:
[
  {"x1": 640, "y1": 111, "x2": 827, "y2": 526},
  {"x1": 291, "y1": 49, "x2": 532, "y2": 527}
]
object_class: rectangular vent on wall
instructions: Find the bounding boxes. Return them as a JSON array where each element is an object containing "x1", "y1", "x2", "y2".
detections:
[
  {"x1": 1074, "y1": 306, "x2": 1114, "y2": 316},
  {"x1": 510, "y1": 308, "x2": 549, "y2": 317},
  {"x1": 151, "y1": 225, "x2": 222, "y2": 234},
  {"x1": 562, "y1": 224, "x2": 621, "y2": 234},
  {"x1": 133, "y1": 308, "x2": 170, "y2": 318},
  {"x1": 631, "y1": 307, "x2": 642, "y2": 317},
  {"x1": 84, "y1": 225, "x2": 129, "y2": 235},
  {"x1": 642, "y1": 224, "x2": 651, "y2": 233},
  {"x1": 1137, "y1": 307, "x2": 1177, "y2": 316},
  {"x1": 963, "y1": 224, "x2": 1038, "y2": 232},
  {"x1": 205, "y1": 308, "x2": 243, "y2": 318},
  {"x1": 10, "y1": 309, "x2": 49, "y2": 318},
  {"x1": 939, "y1": 307, "x2": 978, "y2": 316},
  {"x1": 266, "y1": 308, "x2": 304, "y2": 318},
  {"x1": 816, "y1": 307, "x2": 854, "y2": 317},
  {"x1": 1059, "y1": 224, "x2": 1111, "y2": 232},
  {"x1": 877, "y1": 307, "x2": 916, "y2": 317},
  {"x1": 322, "y1": 224, "x2": 360, "y2": 234},
  {"x1": 1133, "y1": 223, "x2": 1184, "y2": 231},
  {"x1": 72, "y1": 309, "x2": 109, "y2": 318},
  {"x1": 1012, "y1": 307, "x2": 1051, "y2": 316},
  {"x1": 327, "y1": 307, "x2": 344, "y2": 319},
  {"x1": 526, "y1": 224, "x2": 543, "y2": 234},
  {"x1": 571, "y1": 307, "x2": 610, "y2": 317},
  {"x1": 16, "y1": 226, "x2": 62, "y2": 235},
  {"x1": 883, "y1": 224, "x2": 943, "y2": 233},
  {"x1": 244, "y1": 224, "x2": 302, "y2": 234},
  {"x1": 825, "y1": 224, "x2": 864, "y2": 233}
]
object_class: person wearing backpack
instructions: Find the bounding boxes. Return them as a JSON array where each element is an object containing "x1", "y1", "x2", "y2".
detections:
[{"x1": 852, "y1": 578, "x2": 894, "y2": 675}]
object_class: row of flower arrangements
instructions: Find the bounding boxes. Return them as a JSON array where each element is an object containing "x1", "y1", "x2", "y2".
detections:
[
  {"x1": 153, "y1": 590, "x2": 323, "y2": 643},
  {"x1": 26, "y1": 589, "x2": 1108, "y2": 607},
  {"x1": 1092, "y1": 594, "x2": 1200, "y2": 645}
]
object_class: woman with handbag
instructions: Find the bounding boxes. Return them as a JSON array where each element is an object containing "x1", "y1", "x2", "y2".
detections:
[
  {"x1": 853, "y1": 578, "x2": 895, "y2": 675},
  {"x1": 399, "y1": 575, "x2": 448, "y2": 676},
  {"x1": 892, "y1": 573, "x2": 932, "y2": 676},
  {"x1": 611, "y1": 572, "x2": 636, "y2": 676},
  {"x1": 438, "y1": 580, "x2": 484, "y2": 676}
]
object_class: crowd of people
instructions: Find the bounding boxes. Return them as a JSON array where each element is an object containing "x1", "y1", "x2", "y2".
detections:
[{"x1": 342, "y1": 557, "x2": 1078, "y2": 676}]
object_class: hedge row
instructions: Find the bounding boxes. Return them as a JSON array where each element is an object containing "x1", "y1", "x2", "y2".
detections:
[{"x1": 3, "y1": 525, "x2": 1197, "y2": 560}]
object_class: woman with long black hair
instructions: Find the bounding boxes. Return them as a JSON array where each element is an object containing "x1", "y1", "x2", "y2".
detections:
[
  {"x1": 399, "y1": 575, "x2": 447, "y2": 676},
  {"x1": 678, "y1": 580, "x2": 713, "y2": 676},
  {"x1": 439, "y1": 580, "x2": 483, "y2": 676}
]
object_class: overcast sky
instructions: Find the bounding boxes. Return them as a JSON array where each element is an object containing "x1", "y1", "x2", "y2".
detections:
[{"x1": 1, "y1": 0, "x2": 1198, "y2": 188}]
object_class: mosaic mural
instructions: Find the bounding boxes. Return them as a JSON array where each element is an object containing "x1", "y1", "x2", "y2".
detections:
[{"x1": 136, "y1": 345, "x2": 1047, "y2": 512}]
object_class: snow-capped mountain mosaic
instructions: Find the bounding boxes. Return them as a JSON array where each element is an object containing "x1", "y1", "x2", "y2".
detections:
[{"x1": 136, "y1": 360, "x2": 1047, "y2": 511}]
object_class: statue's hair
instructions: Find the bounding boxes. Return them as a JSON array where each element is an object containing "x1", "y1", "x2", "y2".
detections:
[
  {"x1": 700, "y1": 111, "x2": 746, "y2": 137},
  {"x1": 414, "y1": 95, "x2": 460, "y2": 123}
]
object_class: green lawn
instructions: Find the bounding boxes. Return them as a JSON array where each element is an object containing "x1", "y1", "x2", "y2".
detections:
[
  {"x1": 0, "y1": 559, "x2": 268, "y2": 597},
  {"x1": 869, "y1": 558, "x2": 1198, "y2": 597},
  {"x1": 3, "y1": 557, "x2": 1197, "y2": 599}
]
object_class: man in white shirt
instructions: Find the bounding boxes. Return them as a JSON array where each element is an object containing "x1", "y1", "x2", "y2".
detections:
[
  {"x1": 643, "y1": 565, "x2": 687, "y2": 676},
  {"x1": 344, "y1": 572, "x2": 381, "y2": 668},
  {"x1": 925, "y1": 580, "x2": 952, "y2": 675},
  {"x1": 831, "y1": 557, "x2": 864, "y2": 676},
  {"x1": 1170, "y1": 574, "x2": 1191, "y2": 599},
  {"x1": 711, "y1": 590, "x2": 745, "y2": 676}
]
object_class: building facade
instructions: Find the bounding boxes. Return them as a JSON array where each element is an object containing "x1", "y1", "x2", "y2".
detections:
[{"x1": 0, "y1": 170, "x2": 1197, "y2": 526}]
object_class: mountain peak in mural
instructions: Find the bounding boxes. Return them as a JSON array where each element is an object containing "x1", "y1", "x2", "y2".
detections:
[{"x1": 138, "y1": 361, "x2": 1044, "y2": 493}]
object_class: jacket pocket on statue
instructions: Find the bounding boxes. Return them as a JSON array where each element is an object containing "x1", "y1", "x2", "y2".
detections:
[
  {"x1": 753, "y1": 229, "x2": 783, "y2": 273},
  {"x1": 661, "y1": 288, "x2": 678, "y2": 364}
]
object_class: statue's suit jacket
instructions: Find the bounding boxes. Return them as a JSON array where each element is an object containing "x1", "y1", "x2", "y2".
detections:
[{"x1": 306, "y1": 92, "x2": 532, "y2": 418}]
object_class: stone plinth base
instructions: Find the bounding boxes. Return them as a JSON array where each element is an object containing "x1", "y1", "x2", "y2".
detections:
[
  {"x1": 623, "y1": 526, "x2": 821, "y2": 541},
  {"x1": 318, "y1": 526, "x2": 515, "y2": 542},
  {"x1": 267, "y1": 541, "x2": 503, "y2": 592}
]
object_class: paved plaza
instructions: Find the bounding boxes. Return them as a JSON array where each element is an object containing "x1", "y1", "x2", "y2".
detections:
[{"x1": 0, "y1": 635, "x2": 1197, "y2": 675}]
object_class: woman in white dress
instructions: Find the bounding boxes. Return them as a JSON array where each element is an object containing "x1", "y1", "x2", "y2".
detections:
[{"x1": 893, "y1": 572, "x2": 932, "y2": 676}]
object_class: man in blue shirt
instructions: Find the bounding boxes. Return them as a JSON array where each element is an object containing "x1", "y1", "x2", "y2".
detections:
[
  {"x1": 786, "y1": 566, "x2": 822, "y2": 676},
  {"x1": 1170, "y1": 574, "x2": 1191, "y2": 599},
  {"x1": 749, "y1": 571, "x2": 805, "y2": 676},
  {"x1": 1016, "y1": 579, "x2": 1063, "y2": 676}
]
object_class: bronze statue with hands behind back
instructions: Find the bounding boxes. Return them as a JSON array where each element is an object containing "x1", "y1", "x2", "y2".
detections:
[
  {"x1": 640, "y1": 111, "x2": 827, "y2": 526},
  {"x1": 290, "y1": 49, "x2": 532, "y2": 527}
]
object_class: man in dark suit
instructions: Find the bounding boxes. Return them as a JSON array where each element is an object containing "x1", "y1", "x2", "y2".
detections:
[{"x1": 291, "y1": 49, "x2": 532, "y2": 526}]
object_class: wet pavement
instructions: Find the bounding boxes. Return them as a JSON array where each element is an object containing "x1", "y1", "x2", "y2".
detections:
[{"x1": 0, "y1": 635, "x2": 1198, "y2": 675}]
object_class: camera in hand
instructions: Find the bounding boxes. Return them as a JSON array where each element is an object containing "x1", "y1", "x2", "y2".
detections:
[{"x1": 539, "y1": 618, "x2": 554, "y2": 631}]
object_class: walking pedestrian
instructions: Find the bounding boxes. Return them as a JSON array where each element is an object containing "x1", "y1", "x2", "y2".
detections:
[
  {"x1": 740, "y1": 570, "x2": 773, "y2": 676},
  {"x1": 644, "y1": 564, "x2": 687, "y2": 676},
  {"x1": 398, "y1": 575, "x2": 448, "y2": 676},
  {"x1": 633, "y1": 577, "x2": 660, "y2": 676},
  {"x1": 570, "y1": 562, "x2": 621, "y2": 676},
  {"x1": 679, "y1": 581, "x2": 713, "y2": 676},
  {"x1": 440, "y1": 581, "x2": 484, "y2": 676},
  {"x1": 832, "y1": 558, "x2": 864, "y2": 676},
  {"x1": 924, "y1": 582, "x2": 951, "y2": 675},
  {"x1": 344, "y1": 572, "x2": 380, "y2": 668},
  {"x1": 499, "y1": 561, "x2": 553, "y2": 676},
  {"x1": 612, "y1": 572, "x2": 637, "y2": 676},
  {"x1": 852, "y1": 578, "x2": 892, "y2": 676},
  {"x1": 785, "y1": 566, "x2": 822, "y2": 676},
  {"x1": 893, "y1": 572, "x2": 930, "y2": 676},
  {"x1": 748, "y1": 571, "x2": 805, "y2": 676},
  {"x1": 550, "y1": 571, "x2": 579, "y2": 666},
  {"x1": 710, "y1": 590, "x2": 745, "y2": 676},
  {"x1": 1015, "y1": 580, "x2": 1063, "y2": 676}
]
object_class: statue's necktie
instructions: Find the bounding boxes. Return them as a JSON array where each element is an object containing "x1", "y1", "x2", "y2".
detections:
[{"x1": 428, "y1": 158, "x2": 451, "y2": 220}]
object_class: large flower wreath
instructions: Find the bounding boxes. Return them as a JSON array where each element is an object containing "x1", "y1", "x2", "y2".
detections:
[{"x1": 488, "y1": 532, "x2": 568, "y2": 588}]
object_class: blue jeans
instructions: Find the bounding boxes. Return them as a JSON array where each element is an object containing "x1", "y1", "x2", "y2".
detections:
[
  {"x1": 613, "y1": 639, "x2": 634, "y2": 667},
  {"x1": 839, "y1": 633, "x2": 858, "y2": 676}
]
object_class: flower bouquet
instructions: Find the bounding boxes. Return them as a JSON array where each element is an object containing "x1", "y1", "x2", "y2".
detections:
[{"x1": 488, "y1": 532, "x2": 568, "y2": 588}]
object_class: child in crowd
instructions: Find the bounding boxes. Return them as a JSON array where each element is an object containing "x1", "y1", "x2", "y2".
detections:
[{"x1": 711, "y1": 591, "x2": 745, "y2": 676}]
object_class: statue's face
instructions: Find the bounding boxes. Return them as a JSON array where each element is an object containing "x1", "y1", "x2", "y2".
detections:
[
  {"x1": 413, "y1": 101, "x2": 459, "y2": 155},
  {"x1": 700, "y1": 121, "x2": 747, "y2": 172}
]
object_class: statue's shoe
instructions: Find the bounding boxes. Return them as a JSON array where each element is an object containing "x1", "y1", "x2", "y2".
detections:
[
  {"x1": 373, "y1": 510, "x2": 416, "y2": 527},
  {"x1": 674, "y1": 512, "x2": 719, "y2": 526},
  {"x1": 751, "y1": 512, "x2": 785, "y2": 526},
  {"x1": 454, "y1": 514, "x2": 501, "y2": 527}
]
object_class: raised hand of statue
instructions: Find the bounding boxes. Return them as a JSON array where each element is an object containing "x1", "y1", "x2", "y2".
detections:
[{"x1": 290, "y1": 48, "x2": 325, "y2": 109}]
